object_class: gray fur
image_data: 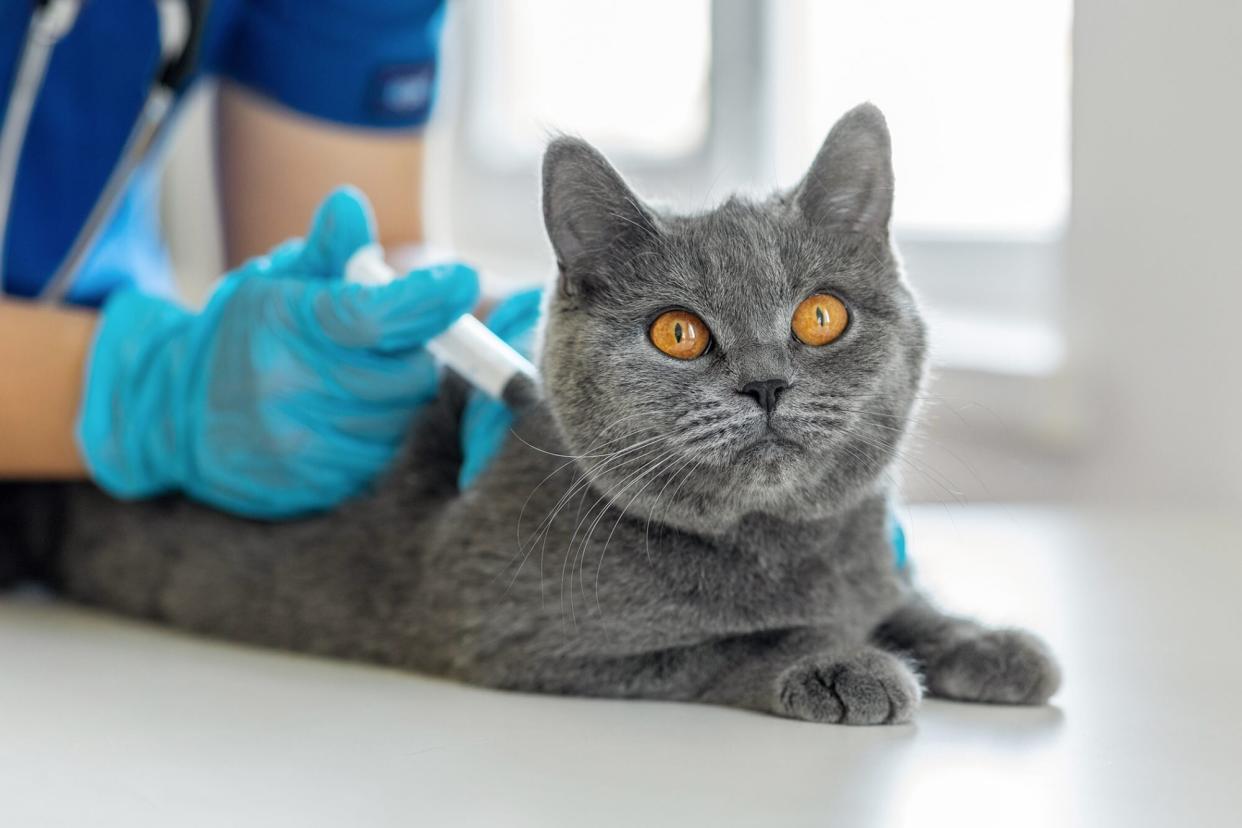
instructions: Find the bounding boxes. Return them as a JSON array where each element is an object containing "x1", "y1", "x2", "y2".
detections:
[{"x1": 8, "y1": 103, "x2": 1059, "y2": 723}]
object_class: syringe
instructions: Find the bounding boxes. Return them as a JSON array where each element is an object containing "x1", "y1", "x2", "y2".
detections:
[{"x1": 345, "y1": 245, "x2": 540, "y2": 411}]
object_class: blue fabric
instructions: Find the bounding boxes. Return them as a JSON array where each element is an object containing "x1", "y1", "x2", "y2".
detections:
[
  {"x1": 77, "y1": 189, "x2": 479, "y2": 518},
  {"x1": 0, "y1": 0, "x2": 445, "y2": 306},
  {"x1": 211, "y1": 0, "x2": 446, "y2": 129}
]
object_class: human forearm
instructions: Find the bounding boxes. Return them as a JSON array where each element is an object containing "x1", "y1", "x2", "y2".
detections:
[
  {"x1": 0, "y1": 300, "x2": 94, "y2": 477},
  {"x1": 215, "y1": 82, "x2": 426, "y2": 268}
]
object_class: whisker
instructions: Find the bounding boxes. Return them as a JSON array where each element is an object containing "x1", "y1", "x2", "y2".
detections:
[
  {"x1": 649, "y1": 455, "x2": 705, "y2": 560},
  {"x1": 594, "y1": 451, "x2": 682, "y2": 609},
  {"x1": 516, "y1": 422, "x2": 658, "y2": 550},
  {"x1": 641, "y1": 454, "x2": 697, "y2": 562},
  {"x1": 508, "y1": 412, "x2": 654, "y2": 459},
  {"x1": 503, "y1": 434, "x2": 663, "y2": 600},
  {"x1": 836, "y1": 426, "x2": 968, "y2": 506},
  {"x1": 821, "y1": 403, "x2": 1000, "y2": 503},
  {"x1": 572, "y1": 448, "x2": 673, "y2": 617},
  {"x1": 558, "y1": 441, "x2": 670, "y2": 628}
]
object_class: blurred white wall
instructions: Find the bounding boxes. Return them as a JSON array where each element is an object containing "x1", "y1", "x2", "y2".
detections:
[
  {"x1": 160, "y1": 84, "x2": 223, "y2": 307},
  {"x1": 1067, "y1": 0, "x2": 1242, "y2": 511}
]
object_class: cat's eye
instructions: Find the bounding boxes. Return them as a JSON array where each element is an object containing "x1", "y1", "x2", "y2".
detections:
[
  {"x1": 791, "y1": 294, "x2": 850, "y2": 346},
  {"x1": 649, "y1": 309, "x2": 711, "y2": 360}
]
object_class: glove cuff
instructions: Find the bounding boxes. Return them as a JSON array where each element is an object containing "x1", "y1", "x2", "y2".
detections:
[{"x1": 76, "y1": 289, "x2": 194, "y2": 499}]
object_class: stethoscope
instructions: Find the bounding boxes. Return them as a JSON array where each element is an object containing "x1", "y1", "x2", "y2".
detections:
[{"x1": 0, "y1": 0, "x2": 209, "y2": 301}]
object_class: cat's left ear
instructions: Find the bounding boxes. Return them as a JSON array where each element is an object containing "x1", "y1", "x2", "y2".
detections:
[{"x1": 795, "y1": 102, "x2": 894, "y2": 236}]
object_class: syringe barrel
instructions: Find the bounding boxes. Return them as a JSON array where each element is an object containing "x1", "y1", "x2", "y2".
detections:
[{"x1": 345, "y1": 245, "x2": 539, "y2": 401}]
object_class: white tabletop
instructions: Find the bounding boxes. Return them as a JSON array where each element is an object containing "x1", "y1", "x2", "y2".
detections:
[{"x1": 2, "y1": 505, "x2": 1239, "y2": 827}]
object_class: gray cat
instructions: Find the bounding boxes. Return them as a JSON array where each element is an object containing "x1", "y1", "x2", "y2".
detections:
[{"x1": 4, "y1": 104, "x2": 1059, "y2": 724}]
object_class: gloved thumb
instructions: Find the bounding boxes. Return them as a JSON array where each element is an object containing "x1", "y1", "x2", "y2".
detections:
[
  {"x1": 297, "y1": 186, "x2": 378, "y2": 279},
  {"x1": 312, "y1": 262, "x2": 480, "y2": 352},
  {"x1": 482, "y1": 288, "x2": 543, "y2": 357}
]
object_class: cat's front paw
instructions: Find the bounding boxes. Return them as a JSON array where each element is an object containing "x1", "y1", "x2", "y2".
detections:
[
  {"x1": 925, "y1": 629, "x2": 1061, "y2": 705},
  {"x1": 775, "y1": 648, "x2": 922, "y2": 725}
]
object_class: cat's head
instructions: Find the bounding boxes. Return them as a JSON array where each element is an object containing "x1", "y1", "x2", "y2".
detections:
[{"x1": 537, "y1": 103, "x2": 927, "y2": 530}]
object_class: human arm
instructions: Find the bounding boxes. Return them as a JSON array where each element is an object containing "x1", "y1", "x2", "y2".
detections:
[
  {"x1": 0, "y1": 86, "x2": 430, "y2": 480},
  {"x1": 0, "y1": 301, "x2": 93, "y2": 477},
  {"x1": 215, "y1": 81, "x2": 426, "y2": 267},
  {"x1": 1, "y1": 187, "x2": 478, "y2": 516}
]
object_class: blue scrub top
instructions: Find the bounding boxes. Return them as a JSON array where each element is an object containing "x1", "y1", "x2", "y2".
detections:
[{"x1": 0, "y1": 0, "x2": 445, "y2": 306}]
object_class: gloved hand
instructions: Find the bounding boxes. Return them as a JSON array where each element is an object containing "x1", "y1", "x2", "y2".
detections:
[
  {"x1": 458, "y1": 289, "x2": 543, "y2": 489},
  {"x1": 77, "y1": 187, "x2": 479, "y2": 518}
]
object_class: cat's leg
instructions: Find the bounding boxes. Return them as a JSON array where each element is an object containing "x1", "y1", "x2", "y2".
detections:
[
  {"x1": 698, "y1": 637, "x2": 928, "y2": 726},
  {"x1": 507, "y1": 630, "x2": 923, "y2": 725},
  {"x1": 871, "y1": 595, "x2": 1060, "y2": 705},
  {"x1": 763, "y1": 645, "x2": 922, "y2": 725}
]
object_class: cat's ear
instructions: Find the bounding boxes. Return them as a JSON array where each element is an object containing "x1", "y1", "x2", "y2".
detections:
[
  {"x1": 795, "y1": 102, "x2": 894, "y2": 235},
  {"x1": 542, "y1": 137, "x2": 658, "y2": 275}
]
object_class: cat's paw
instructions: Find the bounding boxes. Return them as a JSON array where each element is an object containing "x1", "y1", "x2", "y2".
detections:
[
  {"x1": 925, "y1": 629, "x2": 1061, "y2": 705},
  {"x1": 775, "y1": 648, "x2": 922, "y2": 725}
]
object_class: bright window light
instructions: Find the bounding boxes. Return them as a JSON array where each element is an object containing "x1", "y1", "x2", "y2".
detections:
[
  {"x1": 468, "y1": 0, "x2": 712, "y2": 163},
  {"x1": 775, "y1": 0, "x2": 1072, "y2": 238}
]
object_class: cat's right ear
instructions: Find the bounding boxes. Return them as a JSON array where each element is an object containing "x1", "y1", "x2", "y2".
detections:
[
  {"x1": 794, "y1": 102, "x2": 895, "y2": 236},
  {"x1": 542, "y1": 137, "x2": 658, "y2": 288}
]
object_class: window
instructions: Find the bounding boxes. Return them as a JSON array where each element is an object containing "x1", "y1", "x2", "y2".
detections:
[
  {"x1": 773, "y1": 0, "x2": 1071, "y2": 239},
  {"x1": 433, "y1": 0, "x2": 1071, "y2": 374},
  {"x1": 467, "y1": 0, "x2": 712, "y2": 164}
]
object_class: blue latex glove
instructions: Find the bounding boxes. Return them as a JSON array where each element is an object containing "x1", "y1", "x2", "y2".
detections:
[
  {"x1": 888, "y1": 509, "x2": 908, "y2": 570},
  {"x1": 78, "y1": 187, "x2": 479, "y2": 518},
  {"x1": 458, "y1": 289, "x2": 543, "y2": 489}
]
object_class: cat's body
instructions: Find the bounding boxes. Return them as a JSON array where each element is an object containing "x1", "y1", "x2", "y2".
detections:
[
  {"x1": 2, "y1": 105, "x2": 1060, "y2": 723},
  {"x1": 50, "y1": 391, "x2": 904, "y2": 699}
]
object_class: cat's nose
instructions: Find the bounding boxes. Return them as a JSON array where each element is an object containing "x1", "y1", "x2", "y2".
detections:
[{"x1": 739, "y1": 378, "x2": 790, "y2": 414}]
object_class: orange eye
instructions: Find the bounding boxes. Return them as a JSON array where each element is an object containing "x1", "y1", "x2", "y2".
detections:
[
  {"x1": 791, "y1": 294, "x2": 850, "y2": 346},
  {"x1": 649, "y1": 309, "x2": 711, "y2": 360}
]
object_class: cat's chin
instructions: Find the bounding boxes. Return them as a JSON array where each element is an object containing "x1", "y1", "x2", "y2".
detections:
[{"x1": 733, "y1": 433, "x2": 803, "y2": 468}]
